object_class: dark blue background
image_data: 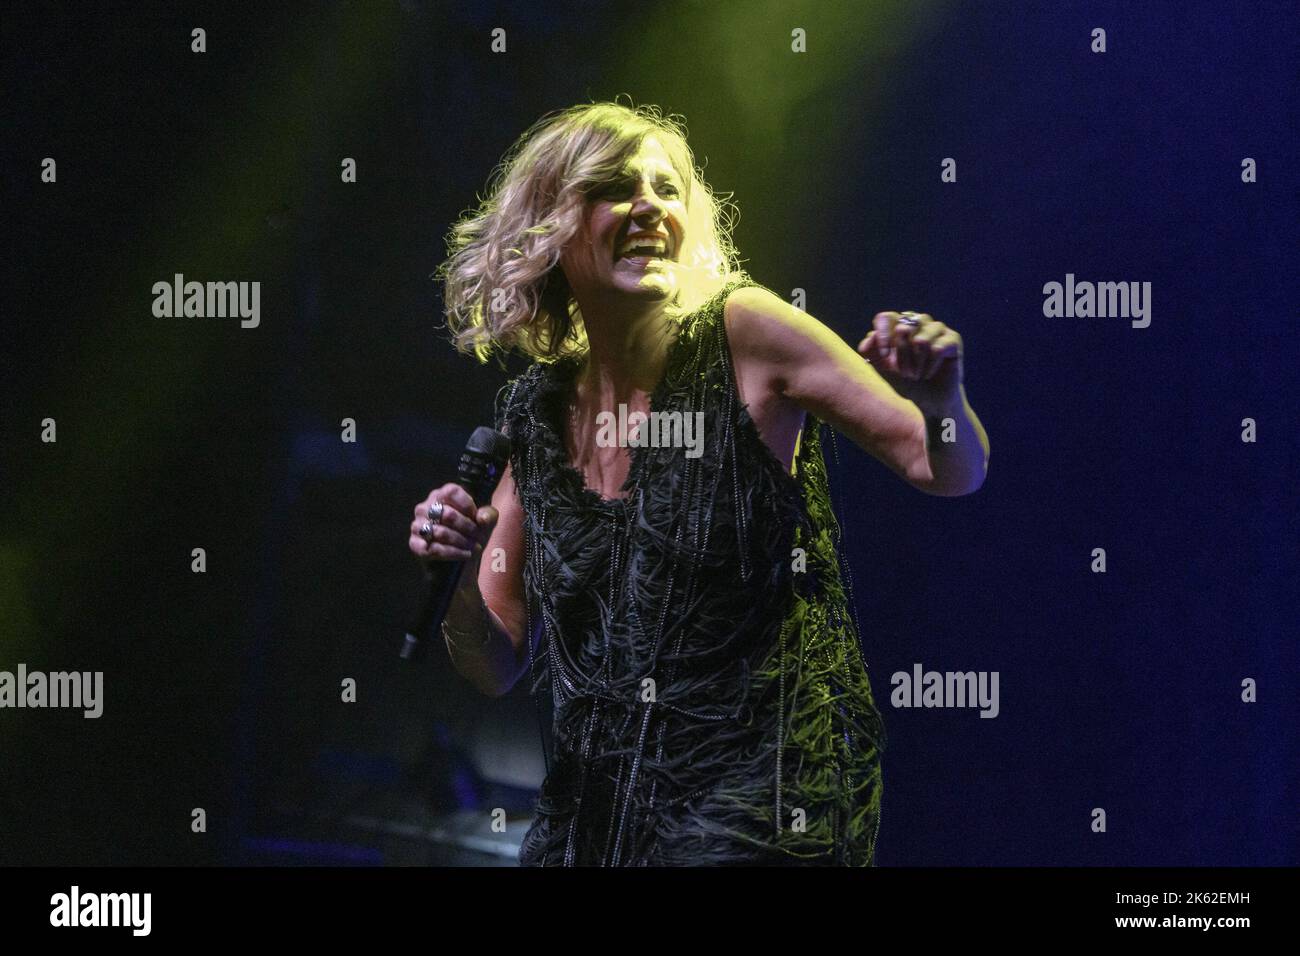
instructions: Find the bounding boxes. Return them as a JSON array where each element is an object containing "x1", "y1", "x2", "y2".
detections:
[{"x1": 2, "y1": 0, "x2": 1295, "y2": 865}]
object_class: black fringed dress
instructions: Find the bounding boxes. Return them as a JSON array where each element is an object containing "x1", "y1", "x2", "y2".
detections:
[{"x1": 496, "y1": 275, "x2": 887, "y2": 866}]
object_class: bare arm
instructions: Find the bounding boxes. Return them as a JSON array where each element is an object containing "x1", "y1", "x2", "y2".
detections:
[
  {"x1": 413, "y1": 464, "x2": 535, "y2": 697},
  {"x1": 724, "y1": 286, "x2": 989, "y2": 496}
]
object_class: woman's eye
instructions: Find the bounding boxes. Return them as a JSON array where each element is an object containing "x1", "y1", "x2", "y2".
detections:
[
  {"x1": 598, "y1": 186, "x2": 629, "y2": 200},
  {"x1": 595, "y1": 180, "x2": 680, "y2": 200}
]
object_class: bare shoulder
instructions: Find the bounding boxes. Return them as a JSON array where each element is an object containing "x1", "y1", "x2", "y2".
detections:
[
  {"x1": 723, "y1": 283, "x2": 803, "y2": 342},
  {"x1": 720, "y1": 285, "x2": 810, "y2": 471},
  {"x1": 723, "y1": 284, "x2": 829, "y2": 394}
]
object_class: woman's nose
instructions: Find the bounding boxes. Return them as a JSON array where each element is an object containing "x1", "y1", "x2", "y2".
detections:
[
  {"x1": 631, "y1": 203, "x2": 668, "y2": 235},
  {"x1": 630, "y1": 183, "x2": 668, "y2": 220}
]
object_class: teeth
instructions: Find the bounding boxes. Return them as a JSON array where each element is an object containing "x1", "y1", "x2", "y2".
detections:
[{"x1": 619, "y1": 238, "x2": 668, "y2": 257}]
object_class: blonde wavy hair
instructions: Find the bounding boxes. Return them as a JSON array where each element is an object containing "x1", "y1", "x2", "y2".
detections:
[{"x1": 435, "y1": 101, "x2": 749, "y2": 364}]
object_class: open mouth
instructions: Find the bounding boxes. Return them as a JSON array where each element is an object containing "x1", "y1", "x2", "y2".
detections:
[{"x1": 614, "y1": 237, "x2": 673, "y2": 263}]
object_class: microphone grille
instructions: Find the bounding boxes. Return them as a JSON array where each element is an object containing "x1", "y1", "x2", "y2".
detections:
[{"x1": 467, "y1": 426, "x2": 512, "y2": 463}]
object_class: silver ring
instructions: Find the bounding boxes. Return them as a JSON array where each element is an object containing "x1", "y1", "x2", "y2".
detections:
[
  {"x1": 420, "y1": 521, "x2": 434, "y2": 538},
  {"x1": 898, "y1": 314, "x2": 921, "y2": 327},
  {"x1": 428, "y1": 499, "x2": 445, "y2": 523}
]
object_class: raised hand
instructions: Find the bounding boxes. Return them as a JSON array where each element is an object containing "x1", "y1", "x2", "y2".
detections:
[{"x1": 857, "y1": 311, "x2": 964, "y2": 412}]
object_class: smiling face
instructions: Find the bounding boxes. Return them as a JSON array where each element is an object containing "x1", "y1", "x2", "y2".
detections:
[{"x1": 560, "y1": 135, "x2": 689, "y2": 307}]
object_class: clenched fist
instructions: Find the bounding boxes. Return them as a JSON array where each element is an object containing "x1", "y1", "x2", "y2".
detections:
[
  {"x1": 858, "y1": 311, "x2": 964, "y2": 412},
  {"x1": 408, "y1": 483, "x2": 499, "y2": 563}
]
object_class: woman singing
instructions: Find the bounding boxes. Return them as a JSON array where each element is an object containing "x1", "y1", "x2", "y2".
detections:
[{"x1": 409, "y1": 102, "x2": 989, "y2": 866}]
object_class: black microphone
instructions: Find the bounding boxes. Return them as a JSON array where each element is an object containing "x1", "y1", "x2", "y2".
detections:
[{"x1": 400, "y1": 426, "x2": 512, "y2": 661}]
